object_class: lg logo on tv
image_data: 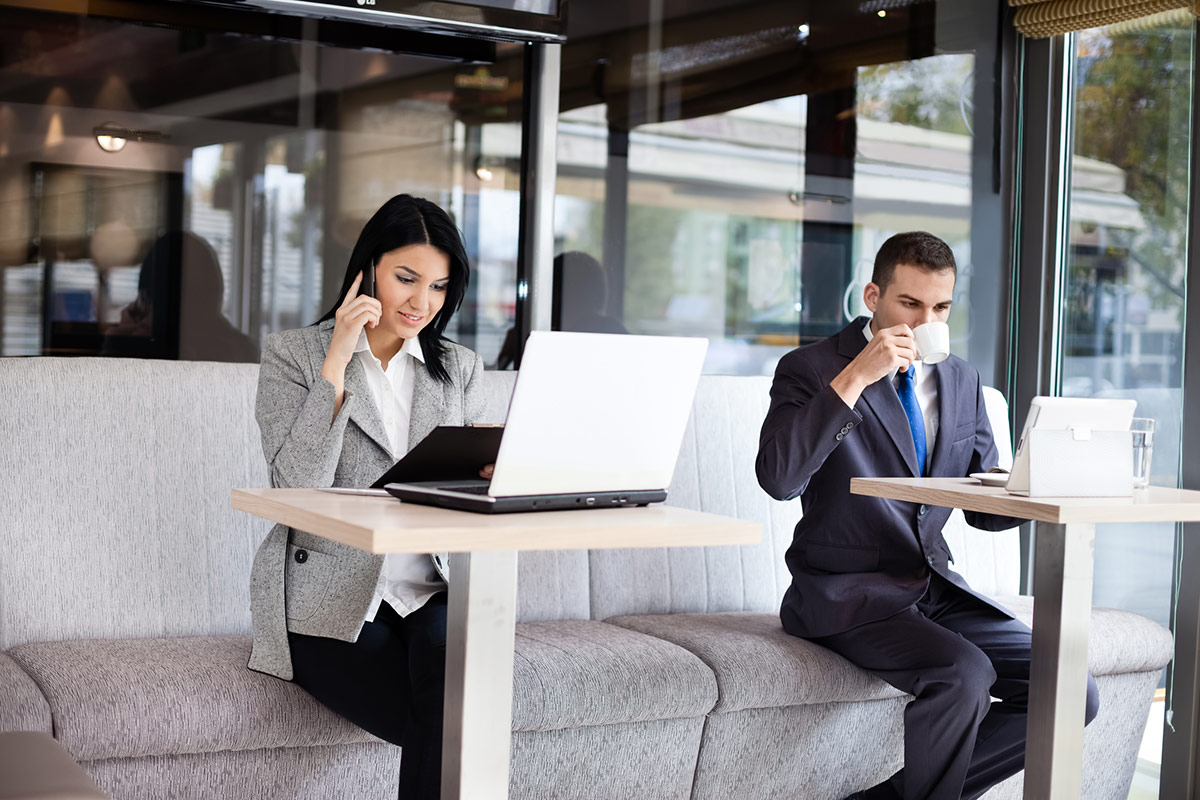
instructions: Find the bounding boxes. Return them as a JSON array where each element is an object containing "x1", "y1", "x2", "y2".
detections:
[{"x1": 356, "y1": 0, "x2": 376, "y2": 6}]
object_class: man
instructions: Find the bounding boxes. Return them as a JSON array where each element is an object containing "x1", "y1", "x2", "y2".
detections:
[{"x1": 756, "y1": 232, "x2": 1099, "y2": 800}]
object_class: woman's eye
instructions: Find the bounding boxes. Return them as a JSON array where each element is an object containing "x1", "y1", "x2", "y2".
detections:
[
  {"x1": 432, "y1": 284, "x2": 448, "y2": 292},
  {"x1": 397, "y1": 276, "x2": 414, "y2": 285}
]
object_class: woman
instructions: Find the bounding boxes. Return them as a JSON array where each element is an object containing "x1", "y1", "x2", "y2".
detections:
[{"x1": 247, "y1": 194, "x2": 485, "y2": 799}]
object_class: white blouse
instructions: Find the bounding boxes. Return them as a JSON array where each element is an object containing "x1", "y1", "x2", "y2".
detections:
[{"x1": 352, "y1": 331, "x2": 446, "y2": 621}]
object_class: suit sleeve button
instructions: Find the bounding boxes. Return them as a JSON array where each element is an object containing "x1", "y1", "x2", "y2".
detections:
[
  {"x1": 927, "y1": 555, "x2": 935, "y2": 565},
  {"x1": 835, "y1": 433, "x2": 844, "y2": 441},
  {"x1": 294, "y1": 549, "x2": 308, "y2": 564}
]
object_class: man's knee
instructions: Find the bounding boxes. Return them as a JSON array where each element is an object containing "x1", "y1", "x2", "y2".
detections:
[
  {"x1": 926, "y1": 648, "x2": 997, "y2": 712},
  {"x1": 1085, "y1": 673, "x2": 1101, "y2": 725}
]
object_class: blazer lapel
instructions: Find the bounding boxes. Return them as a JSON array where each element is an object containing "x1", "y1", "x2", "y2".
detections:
[
  {"x1": 408, "y1": 361, "x2": 447, "y2": 450},
  {"x1": 315, "y1": 319, "x2": 394, "y2": 458},
  {"x1": 343, "y1": 356, "x2": 395, "y2": 459},
  {"x1": 839, "y1": 318, "x2": 921, "y2": 478},
  {"x1": 927, "y1": 361, "x2": 959, "y2": 477}
]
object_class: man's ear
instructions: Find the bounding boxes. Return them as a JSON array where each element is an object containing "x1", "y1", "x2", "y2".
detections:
[{"x1": 863, "y1": 282, "x2": 880, "y2": 313}]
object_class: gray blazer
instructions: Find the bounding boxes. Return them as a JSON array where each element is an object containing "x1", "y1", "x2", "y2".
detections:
[{"x1": 247, "y1": 319, "x2": 485, "y2": 680}]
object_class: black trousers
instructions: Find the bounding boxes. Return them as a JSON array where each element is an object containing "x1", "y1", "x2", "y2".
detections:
[
  {"x1": 288, "y1": 593, "x2": 448, "y2": 800},
  {"x1": 812, "y1": 573, "x2": 1101, "y2": 800}
]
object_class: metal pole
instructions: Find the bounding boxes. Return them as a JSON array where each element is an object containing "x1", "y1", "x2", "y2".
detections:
[
  {"x1": 1159, "y1": 17, "x2": 1200, "y2": 798},
  {"x1": 441, "y1": 550, "x2": 519, "y2": 800},
  {"x1": 515, "y1": 42, "x2": 561, "y2": 342},
  {"x1": 1024, "y1": 520, "x2": 1096, "y2": 799}
]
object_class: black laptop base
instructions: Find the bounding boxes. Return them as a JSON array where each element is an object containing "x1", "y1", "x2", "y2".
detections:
[{"x1": 384, "y1": 482, "x2": 667, "y2": 514}]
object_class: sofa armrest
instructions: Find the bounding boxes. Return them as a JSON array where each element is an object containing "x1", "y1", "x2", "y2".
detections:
[
  {"x1": 0, "y1": 654, "x2": 50, "y2": 734},
  {"x1": 996, "y1": 595, "x2": 1174, "y2": 675},
  {"x1": 0, "y1": 731, "x2": 108, "y2": 799}
]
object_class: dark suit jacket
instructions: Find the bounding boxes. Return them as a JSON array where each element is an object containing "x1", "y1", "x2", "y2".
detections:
[{"x1": 757, "y1": 318, "x2": 1023, "y2": 639}]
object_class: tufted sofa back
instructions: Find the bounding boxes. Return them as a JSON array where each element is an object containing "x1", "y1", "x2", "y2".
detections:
[{"x1": 0, "y1": 359, "x2": 1018, "y2": 649}]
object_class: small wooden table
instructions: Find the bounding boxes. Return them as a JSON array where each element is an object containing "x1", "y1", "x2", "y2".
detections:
[
  {"x1": 232, "y1": 488, "x2": 760, "y2": 800},
  {"x1": 850, "y1": 477, "x2": 1200, "y2": 800}
]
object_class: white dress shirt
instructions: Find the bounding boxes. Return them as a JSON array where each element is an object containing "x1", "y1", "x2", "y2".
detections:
[
  {"x1": 353, "y1": 331, "x2": 447, "y2": 620},
  {"x1": 863, "y1": 319, "x2": 939, "y2": 472}
]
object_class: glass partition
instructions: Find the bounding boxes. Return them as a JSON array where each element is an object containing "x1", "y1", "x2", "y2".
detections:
[
  {"x1": 1063, "y1": 18, "x2": 1192, "y2": 626},
  {"x1": 550, "y1": 1, "x2": 1010, "y2": 379},
  {"x1": 1060, "y1": 15, "x2": 1194, "y2": 795},
  {"x1": 0, "y1": 4, "x2": 525, "y2": 363}
]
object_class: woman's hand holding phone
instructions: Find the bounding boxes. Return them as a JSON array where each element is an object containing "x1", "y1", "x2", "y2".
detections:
[
  {"x1": 361, "y1": 260, "x2": 375, "y2": 299},
  {"x1": 320, "y1": 270, "x2": 382, "y2": 415}
]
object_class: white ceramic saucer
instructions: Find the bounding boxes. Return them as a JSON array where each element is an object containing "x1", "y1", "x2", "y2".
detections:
[{"x1": 969, "y1": 472, "x2": 1009, "y2": 487}]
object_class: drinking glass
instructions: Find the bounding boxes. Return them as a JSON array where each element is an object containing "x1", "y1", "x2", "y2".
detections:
[{"x1": 1131, "y1": 417, "x2": 1155, "y2": 489}]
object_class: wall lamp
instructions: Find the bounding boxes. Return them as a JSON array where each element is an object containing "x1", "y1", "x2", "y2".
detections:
[
  {"x1": 474, "y1": 154, "x2": 499, "y2": 182},
  {"x1": 94, "y1": 124, "x2": 167, "y2": 153}
]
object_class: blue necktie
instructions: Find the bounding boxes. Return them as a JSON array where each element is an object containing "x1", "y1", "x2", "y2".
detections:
[{"x1": 897, "y1": 367, "x2": 926, "y2": 476}]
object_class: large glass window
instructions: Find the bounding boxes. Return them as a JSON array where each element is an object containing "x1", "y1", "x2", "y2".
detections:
[
  {"x1": 1060, "y1": 15, "x2": 1194, "y2": 795},
  {"x1": 551, "y1": 1, "x2": 1008, "y2": 379},
  {"x1": 0, "y1": 4, "x2": 525, "y2": 363}
]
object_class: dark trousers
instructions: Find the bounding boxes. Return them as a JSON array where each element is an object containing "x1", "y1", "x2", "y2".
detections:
[
  {"x1": 288, "y1": 593, "x2": 448, "y2": 800},
  {"x1": 813, "y1": 573, "x2": 1100, "y2": 800}
]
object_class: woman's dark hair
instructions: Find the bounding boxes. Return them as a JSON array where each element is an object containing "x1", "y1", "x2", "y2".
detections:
[{"x1": 317, "y1": 194, "x2": 469, "y2": 383}]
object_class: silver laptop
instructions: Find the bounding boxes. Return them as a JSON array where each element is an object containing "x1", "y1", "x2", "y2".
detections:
[{"x1": 385, "y1": 331, "x2": 708, "y2": 513}]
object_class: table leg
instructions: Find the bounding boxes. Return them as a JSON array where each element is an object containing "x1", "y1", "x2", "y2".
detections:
[
  {"x1": 441, "y1": 550, "x2": 519, "y2": 800},
  {"x1": 1023, "y1": 521, "x2": 1096, "y2": 800}
]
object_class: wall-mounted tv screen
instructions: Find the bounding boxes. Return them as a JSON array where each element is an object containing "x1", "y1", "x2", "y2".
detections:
[{"x1": 216, "y1": 0, "x2": 565, "y2": 41}]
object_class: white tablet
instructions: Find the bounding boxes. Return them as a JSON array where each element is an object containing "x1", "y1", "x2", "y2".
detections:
[{"x1": 1005, "y1": 396, "x2": 1137, "y2": 495}]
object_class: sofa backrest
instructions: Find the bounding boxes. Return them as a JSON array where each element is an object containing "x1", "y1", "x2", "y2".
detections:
[
  {"x1": 1, "y1": 358, "x2": 267, "y2": 649},
  {"x1": 0, "y1": 358, "x2": 1018, "y2": 648},
  {"x1": 939, "y1": 387, "x2": 1020, "y2": 597}
]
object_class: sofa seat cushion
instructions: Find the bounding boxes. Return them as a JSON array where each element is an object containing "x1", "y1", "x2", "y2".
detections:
[
  {"x1": 512, "y1": 620, "x2": 716, "y2": 732},
  {"x1": 9, "y1": 635, "x2": 376, "y2": 761},
  {"x1": 0, "y1": 653, "x2": 51, "y2": 734},
  {"x1": 612, "y1": 600, "x2": 1174, "y2": 719},
  {"x1": 607, "y1": 612, "x2": 904, "y2": 714},
  {"x1": 996, "y1": 595, "x2": 1174, "y2": 675}
]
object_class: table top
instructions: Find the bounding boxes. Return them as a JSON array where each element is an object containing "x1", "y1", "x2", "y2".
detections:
[
  {"x1": 850, "y1": 478, "x2": 1200, "y2": 525},
  {"x1": 232, "y1": 488, "x2": 761, "y2": 554}
]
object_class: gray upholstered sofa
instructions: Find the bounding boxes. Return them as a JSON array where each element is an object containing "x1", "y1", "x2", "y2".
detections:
[{"x1": 0, "y1": 358, "x2": 1173, "y2": 799}]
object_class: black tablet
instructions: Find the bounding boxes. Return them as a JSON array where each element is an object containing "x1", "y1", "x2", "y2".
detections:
[{"x1": 369, "y1": 425, "x2": 504, "y2": 488}]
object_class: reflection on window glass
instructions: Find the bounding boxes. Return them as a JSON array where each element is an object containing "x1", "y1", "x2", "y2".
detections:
[
  {"x1": 1062, "y1": 20, "x2": 1193, "y2": 631},
  {"x1": 552, "y1": 2, "x2": 1003, "y2": 377},
  {"x1": 0, "y1": 6, "x2": 523, "y2": 363}
]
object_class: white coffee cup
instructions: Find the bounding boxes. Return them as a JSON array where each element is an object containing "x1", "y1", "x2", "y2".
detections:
[{"x1": 912, "y1": 321, "x2": 950, "y2": 364}]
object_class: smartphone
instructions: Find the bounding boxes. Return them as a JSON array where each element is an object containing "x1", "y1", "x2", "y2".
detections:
[{"x1": 361, "y1": 262, "x2": 375, "y2": 298}]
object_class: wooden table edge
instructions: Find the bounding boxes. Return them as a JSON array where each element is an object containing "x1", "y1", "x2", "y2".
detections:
[
  {"x1": 232, "y1": 488, "x2": 762, "y2": 554},
  {"x1": 849, "y1": 477, "x2": 1200, "y2": 525}
]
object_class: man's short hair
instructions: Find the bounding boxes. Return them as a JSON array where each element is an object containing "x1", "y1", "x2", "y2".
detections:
[{"x1": 871, "y1": 231, "x2": 957, "y2": 292}]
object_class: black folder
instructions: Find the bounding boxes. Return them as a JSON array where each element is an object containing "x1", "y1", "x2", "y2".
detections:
[{"x1": 369, "y1": 425, "x2": 504, "y2": 488}]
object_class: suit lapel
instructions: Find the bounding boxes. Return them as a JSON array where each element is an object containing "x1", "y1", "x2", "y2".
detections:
[
  {"x1": 838, "y1": 318, "x2": 921, "y2": 478},
  {"x1": 408, "y1": 361, "x2": 447, "y2": 450},
  {"x1": 928, "y1": 361, "x2": 959, "y2": 477},
  {"x1": 861, "y1": 377, "x2": 921, "y2": 478}
]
